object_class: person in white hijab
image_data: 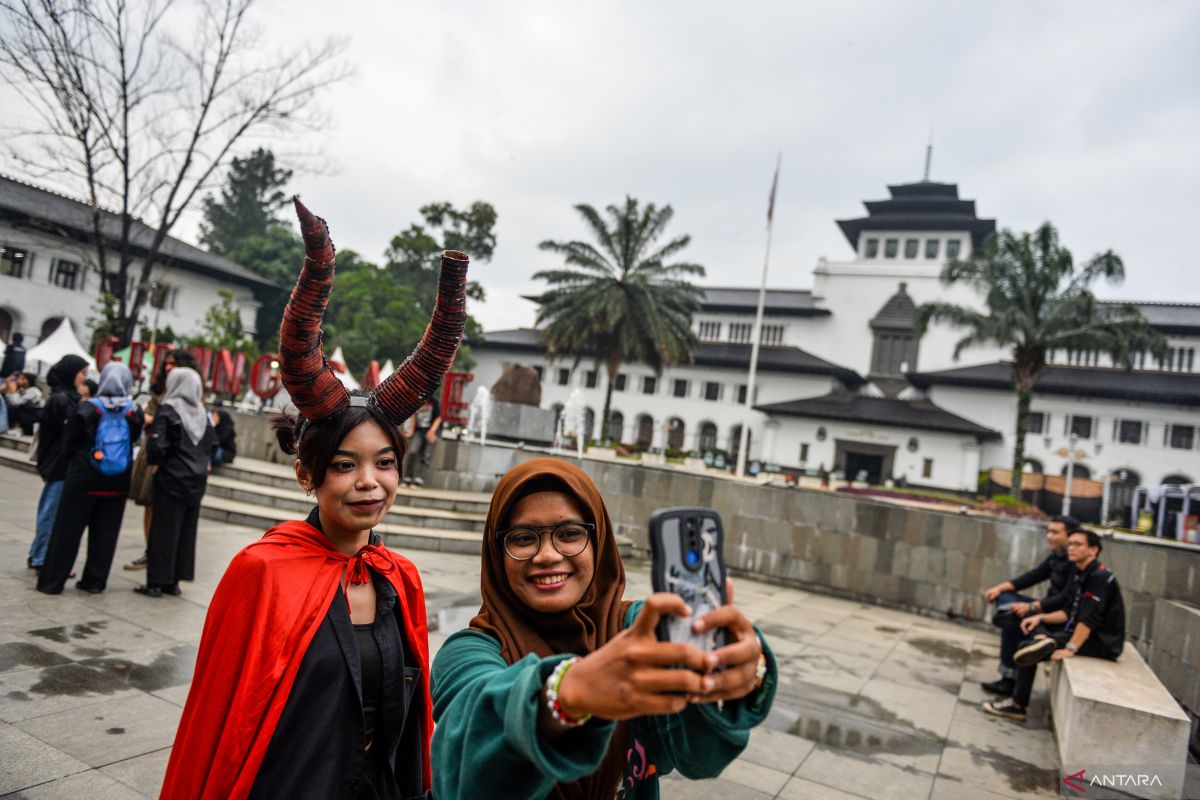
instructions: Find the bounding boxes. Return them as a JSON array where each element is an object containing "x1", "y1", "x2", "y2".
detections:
[{"x1": 137, "y1": 367, "x2": 215, "y2": 598}]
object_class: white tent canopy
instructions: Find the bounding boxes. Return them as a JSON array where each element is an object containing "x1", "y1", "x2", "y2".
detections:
[
  {"x1": 380, "y1": 359, "x2": 396, "y2": 382},
  {"x1": 329, "y1": 346, "x2": 360, "y2": 390},
  {"x1": 25, "y1": 319, "x2": 95, "y2": 372}
]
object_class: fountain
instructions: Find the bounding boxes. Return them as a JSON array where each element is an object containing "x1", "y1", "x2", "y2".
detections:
[
  {"x1": 560, "y1": 388, "x2": 587, "y2": 460},
  {"x1": 467, "y1": 386, "x2": 493, "y2": 445}
]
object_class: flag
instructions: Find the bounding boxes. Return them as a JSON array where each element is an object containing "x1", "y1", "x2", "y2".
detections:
[{"x1": 767, "y1": 154, "x2": 781, "y2": 225}]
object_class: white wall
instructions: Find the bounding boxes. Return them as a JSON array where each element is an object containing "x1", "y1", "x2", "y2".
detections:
[
  {"x1": 927, "y1": 384, "x2": 1200, "y2": 485},
  {"x1": 0, "y1": 223, "x2": 261, "y2": 346},
  {"x1": 767, "y1": 415, "x2": 983, "y2": 491}
]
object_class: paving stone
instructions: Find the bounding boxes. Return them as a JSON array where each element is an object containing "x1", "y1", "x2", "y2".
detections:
[
  {"x1": 98, "y1": 748, "x2": 171, "y2": 798},
  {"x1": 0, "y1": 768, "x2": 146, "y2": 799},
  {"x1": 0, "y1": 723, "x2": 89, "y2": 795},
  {"x1": 778, "y1": 775, "x2": 873, "y2": 799},
  {"x1": 737, "y1": 727, "x2": 815, "y2": 776},
  {"x1": 0, "y1": 664, "x2": 141, "y2": 723},
  {"x1": 858, "y1": 677, "x2": 959, "y2": 740},
  {"x1": 935, "y1": 746, "x2": 1059, "y2": 799},
  {"x1": 794, "y1": 745, "x2": 935, "y2": 800},
  {"x1": 659, "y1": 775, "x2": 772, "y2": 800},
  {"x1": 14, "y1": 694, "x2": 182, "y2": 768}
]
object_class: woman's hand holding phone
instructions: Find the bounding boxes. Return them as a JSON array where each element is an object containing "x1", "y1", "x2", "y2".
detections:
[
  {"x1": 689, "y1": 579, "x2": 763, "y2": 702},
  {"x1": 556, "y1": 593, "x2": 716, "y2": 721}
]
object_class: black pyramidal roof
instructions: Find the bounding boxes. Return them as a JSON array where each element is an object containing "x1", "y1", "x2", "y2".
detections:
[{"x1": 837, "y1": 182, "x2": 996, "y2": 252}]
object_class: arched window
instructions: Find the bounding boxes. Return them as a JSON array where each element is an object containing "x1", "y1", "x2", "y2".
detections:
[
  {"x1": 1061, "y1": 463, "x2": 1091, "y2": 479},
  {"x1": 40, "y1": 316, "x2": 63, "y2": 341},
  {"x1": 1022, "y1": 458, "x2": 1044, "y2": 474},
  {"x1": 698, "y1": 421, "x2": 718, "y2": 452},
  {"x1": 667, "y1": 417, "x2": 685, "y2": 450},
  {"x1": 729, "y1": 425, "x2": 751, "y2": 463},
  {"x1": 1162, "y1": 473, "x2": 1193, "y2": 486},
  {"x1": 636, "y1": 414, "x2": 654, "y2": 448},
  {"x1": 606, "y1": 411, "x2": 623, "y2": 443},
  {"x1": 1108, "y1": 468, "x2": 1142, "y2": 518},
  {"x1": 583, "y1": 408, "x2": 595, "y2": 441},
  {"x1": 0, "y1": 308, "x2": 13, "y2": 343}
]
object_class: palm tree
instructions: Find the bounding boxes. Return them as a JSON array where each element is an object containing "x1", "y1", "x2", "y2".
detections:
[
  {"x1": 531, "y1": 196, "x2": 705, "y2": 444},
  {"x1": 916, "y1": 222, "x2": 1166, "y2": 495}
]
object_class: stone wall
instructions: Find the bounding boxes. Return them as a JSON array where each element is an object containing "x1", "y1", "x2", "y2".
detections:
[
  {"x1": 228, "y1": 409, "x2": 293, "y2": 466},
  {"x1": 1149, "y1": 599, "x2": 1200, "y2": 751},
  {"x1": 430, "y1": 439, "x2": 1200, "y2": 648}
]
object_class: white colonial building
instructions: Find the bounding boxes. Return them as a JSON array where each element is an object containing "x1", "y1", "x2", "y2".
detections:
[
  {"x1": 466, "y1": 176, "x2": 1200, "y2": 525},
  {"x1": 0, "y1": 174, "x2": 273, "y2": 350}
]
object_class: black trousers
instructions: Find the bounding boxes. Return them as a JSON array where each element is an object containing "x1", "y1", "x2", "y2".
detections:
[
  {"x1": 147, "y1": 483, "x2": 199, "y2": 587},
  {"x1": 1012, "y1": 624, "x2": 1115, "y2": 707},
  {"x1": 37, "y1": 489, "x2": 128, "y2": 593}
]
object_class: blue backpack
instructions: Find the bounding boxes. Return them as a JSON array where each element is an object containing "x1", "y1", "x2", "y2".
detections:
[{"x1": 87, "y1": 398, "x2": 134, "y2": 475}]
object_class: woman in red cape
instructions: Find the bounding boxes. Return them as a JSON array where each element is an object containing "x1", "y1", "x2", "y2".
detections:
[{"x1": 160, "y1": 199, "x2": 469, "y2": 800}]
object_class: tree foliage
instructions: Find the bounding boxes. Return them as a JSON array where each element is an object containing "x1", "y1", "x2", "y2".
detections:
[
  {"x1": 0, "y1": 0, "x2": 349, "y2": 345},
  {"x1": 915, "y1": 222, "x2": 1166, "y2": 494},
  {"x1": 187, "y1": 289, "x2": 255, "y2": 353},
  {"x1": 531, "y1": 196, "x2": 705, "y2": 441},
  {"x1": 322, "y1": 202, "x2": 495, "y2": 373}
]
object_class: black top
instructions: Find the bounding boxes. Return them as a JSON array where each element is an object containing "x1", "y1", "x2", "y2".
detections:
[
  {"x1": 1042, "y1": 560, "x2": 1125, "y2": 659},
  {"x1": 0, "y1": 343, "x2": 26, "y2": 377},
  {"x1": 1009, "y1": 550, "x2": 1071, "y2": 597},
  {"x1": 62, "y1": 400, "x2": 143, "y2": 494},
  {"x1": 35, "y1": 389, "x2": 81, "y2": 482},
  {"x1": 212, "y1": 408, "x2": 237, "y2": 459},
  {"x1": 356, "y1": 622, "x2": 385, "y2": 746},
  {"x1": 250, "y1": 509, "x2": 423, "y2": 800},
  {"x1": 146, "y1": 405, "x2": 215, "y2": 504}
]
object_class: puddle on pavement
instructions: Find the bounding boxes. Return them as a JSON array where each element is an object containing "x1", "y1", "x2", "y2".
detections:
[
  {"x1": 0, "y1": 641, "x2": 72, "y2": 671},
  {"x1": 22, "y1": 645, "x2": 197, "y2": 698},
  {"x1": 874, "y1": 625, "x2": 903, "y2": 634},
  {"x1": 28, "y1": 620, "x2": 109, "y2": 644},
  {"x1": 903, "y1": 637, "x2": 971, "y2": 663},
  {"x1": 958, "y1": 747, "x2": 1060, "y2": 795}
]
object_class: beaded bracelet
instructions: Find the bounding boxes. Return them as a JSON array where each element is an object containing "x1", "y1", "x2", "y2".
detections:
[{"x1": 545, "y1": 657, "x2": 592, "y2": 728}]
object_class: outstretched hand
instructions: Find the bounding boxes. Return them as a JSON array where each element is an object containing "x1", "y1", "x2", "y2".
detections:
[
  {"x1": 557, "y1": 593, "x2": 713, "y2": 721},
  {"x1": 689, "y1": 579, "x2": 762, "y2": 702}
]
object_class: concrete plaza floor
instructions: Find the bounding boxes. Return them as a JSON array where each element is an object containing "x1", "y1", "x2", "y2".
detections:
[{"x1": 0, "y1": 463, "x2": 1069, "y2": 800}]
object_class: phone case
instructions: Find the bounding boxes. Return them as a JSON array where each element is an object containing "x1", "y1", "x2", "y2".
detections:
[{"x1": 648, "y1": 507, "x2": 729, "y2": 652}]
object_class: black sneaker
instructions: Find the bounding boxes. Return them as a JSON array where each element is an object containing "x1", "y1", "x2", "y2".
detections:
[
  {"x1": 1014, "y1": 637, "x2": 1058, "y2": 667},
  {"x1": 980, "y1": 677, "x2": 1015, "y2": 696},
  {"x1": 981, "y1": 699, "x2": 1027, "y2": 721}
]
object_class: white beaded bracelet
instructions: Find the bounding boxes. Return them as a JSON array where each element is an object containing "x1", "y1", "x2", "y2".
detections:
[{"x1": 545, "y1": 657, "x2": 591, "y2": 728}]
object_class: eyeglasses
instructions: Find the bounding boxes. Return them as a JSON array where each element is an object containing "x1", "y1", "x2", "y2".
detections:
[{"x1": 498, "y1": 522, "x2": 595, "y2": 561}]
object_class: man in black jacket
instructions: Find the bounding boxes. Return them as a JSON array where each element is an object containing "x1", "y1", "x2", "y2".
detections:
[
  {"x1": 0, "y1": 332, "x2": 26, "y2": 377},
  {"x1": 28, "y1": 356, "x2": 88, "y2": 568},
  {"x1": 979, "y1": 515, "x2": 1076, "y2": 696},
  {"x1": 982, "y1": 529, "x2": 1125, "y2": 722}
]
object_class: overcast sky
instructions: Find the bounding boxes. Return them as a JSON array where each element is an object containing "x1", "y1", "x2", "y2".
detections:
[{"x1": 8, "y1": 1, "x2": 1200, "y2": 332}]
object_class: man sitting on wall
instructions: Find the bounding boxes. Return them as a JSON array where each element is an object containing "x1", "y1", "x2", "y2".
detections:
[
  {"x1": 979, "y1": 515, "x2": 1076, "y2": 696},
  {"x1": 981, "y1": 528, "x2": 1125, "y2": 722}
]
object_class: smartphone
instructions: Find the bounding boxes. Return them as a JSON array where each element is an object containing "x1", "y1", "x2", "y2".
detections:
[{"x1": 648, "y1": 507, "x2": 729, "y2": 652}]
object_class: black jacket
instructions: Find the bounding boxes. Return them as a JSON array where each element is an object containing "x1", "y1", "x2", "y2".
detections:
[
  {"x1": 62, "y1": 400, "x2": 143, "y2": 493},
  {"x1": 0, "y1": 344, "x2": 26, "y2": 377},
  {"x1": 1010, "y1": 550, "x2": 1071, "y2": 598},
  {"x1": 1043, "y1": 559, "x2": 1125, "y2": 659},
  {"x1": 147, "y1": 405, "x2": 214, "y2": 504},
  {"x1": 36, "y1": 389, "x2": 81, "y2": 482}
]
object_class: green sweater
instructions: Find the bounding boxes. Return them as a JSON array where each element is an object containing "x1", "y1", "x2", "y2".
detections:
[{"x1": 431, "y1": 602, "x2": 777, "y2": 799}]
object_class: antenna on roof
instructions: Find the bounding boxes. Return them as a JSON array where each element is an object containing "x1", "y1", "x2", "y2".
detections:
[{"x1": 922, "y1": 126, "x2": 934, "y2": 182}]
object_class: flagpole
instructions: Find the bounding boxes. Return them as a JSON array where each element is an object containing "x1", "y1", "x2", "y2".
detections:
[{"x1": 736, "y1": 154, "x2": 780, "y2": 479}]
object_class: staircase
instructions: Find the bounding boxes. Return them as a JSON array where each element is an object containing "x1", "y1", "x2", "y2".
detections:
[{"x1": 0, "y1": 433, "x2": 491, "y2": 555}]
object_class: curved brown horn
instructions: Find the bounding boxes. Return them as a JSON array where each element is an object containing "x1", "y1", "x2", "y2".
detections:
[
  {"x1": 278, "y1": 197, "x2": 352, "y2": 422},
  {"x1": 372, "y1": 250, "x2": 469, "y2": 424}
]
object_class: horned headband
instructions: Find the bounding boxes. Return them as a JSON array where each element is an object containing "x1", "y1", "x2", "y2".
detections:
[{"x1": 279, "y1": 197, "x2": 469, "y2": 425}]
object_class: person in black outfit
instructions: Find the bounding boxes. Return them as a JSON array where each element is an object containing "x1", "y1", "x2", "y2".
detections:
[
  {"x1": 28, "y1": 355, "x2": 89, "y2": 569},
  {"x1": 982, "y1": 529, "x2": 1125, "y2": 722},
  {"x1": 209, "y1": 407, "x2": 237, "y2": 467},
  {"x1": 1, "y1": 332, "x2": 26, "y2": 377},
  {"x1": 137, "y1": 367, "x2": 214, "y2": 597},
  {"x1": 402, "y1": 390, "x2": 443, "y2": 487},
  {"x1": 37, "y1": 362, "x2": 142, "y2": 594},
  {"x1": 979, "y1": 515, "x2": 1076, "y2": 696},
  {"x1": 4, "y1": 371, "x2": 44, "y2": 435}
]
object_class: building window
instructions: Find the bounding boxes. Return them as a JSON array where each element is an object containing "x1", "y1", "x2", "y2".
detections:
[
  {"x1": 946, "y1": 240, "x2": 962, "y2": 260},
  {"x1": 924, "y1": 239, "x2": 939, "y2": 259},
  {"x1": 922, "y1": 458, "x2": 933, "y2": 479},
  {"x1": 870, "y1": 332, "x2": 915, "y2": 377},
  {"x1": 51, "y1": 259, "x2": 81, "y2": 290},
  {"x1": 584, "y1": 370, "x2": 598, "y2": 388},
  {"x1": 672, "y1": 379, "x2": 689, "y2": 398},
  {"x1": 799, "y1": 443, "x2": 809, "y2": 464},
  {"x1": 606, "y1": 411, "x2": 623, "y2": 442},
  {"x1": 703, "y1": 381, "x2": 721, "y2": 401},
  {"x1": 736, "y1": 384, "x2": 747, "y2": 404},
  {"x1": 0, "y1": 246, "x2": 29, "y2": 278},
  {"x1": 904, "y1": 239, "x2": 919, "y2": 259},
  {"x1": 1115, "y1": 419, "x2": 1143, "y2": 445},
  {"x1": 884, "y1": 238, "x2": 899, "y2": 258},
  {"x1": 149, "y1": 282, "x2": 175, "y2": 310},
  {"x1": 636, "y1": 414, "x2": 654, "y2": 447},
  {"x1": 1027, "y1": 412, "x2": 1045, "y2": 435},
  {"x1": 699, "y1": 422, "x2": 718, "y2": 452},
  {"x1": 533, "y1": 365, "x2": 544, "y2": 381},
  {"x1": 641, "y1": 376, "x2": 657, "y2": 395},
  {"x1": 556, "y1": 368, "x2": 570, "y2": 386},
  {"x1": 729, "y1": 323, "x2": 753, "y2": 343},
  {"x1": 614, "y1": 373, "x2": 627, "y2": 391},
  {"x1": 698, "y1": 321, "x2": 722, "y2": 341},
  {"x1": 865, "y1": 238, "x2": 879, "y2": 258},
  {"x1": 760, "y1": 325, "x2": 784, "y2": 345},
  {"x1": 1067, "y1": 415, "x2": 1093, "y2": 440},
  {"x1": 1167, "y1": 424, "x2": 1195, "y2": 450}
]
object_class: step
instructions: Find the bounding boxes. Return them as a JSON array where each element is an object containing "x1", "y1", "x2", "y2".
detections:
[
  {"x1": 215, "y1": 457, "x2": 493, "y2": 514},
  {"x1": 205, "y1": 474, "x2": 486, "y2": 533},
  {"x1": 0, "y1": 445, "x2": 36, "y2": 474},
  {"x1": 199, "y1": 494, "x2": 487, "y2": 555},
  {"x1": 0, "y1": 432, "x2": 33, "y2": 453}
]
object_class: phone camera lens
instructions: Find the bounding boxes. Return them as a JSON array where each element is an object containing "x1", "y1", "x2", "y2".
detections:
[{"x1": 685, "y1": 550, "x2": 700, "y2": 567}]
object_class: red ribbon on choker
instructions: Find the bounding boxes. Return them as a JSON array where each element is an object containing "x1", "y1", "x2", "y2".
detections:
[{"x1": 338, "y1": 543, "x2": 395, "y2": 611}]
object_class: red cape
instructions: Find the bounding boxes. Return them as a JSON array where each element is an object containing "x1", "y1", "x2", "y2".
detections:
[{"x1": 160, "y1": 521, "x2": 432, "y2": 799}]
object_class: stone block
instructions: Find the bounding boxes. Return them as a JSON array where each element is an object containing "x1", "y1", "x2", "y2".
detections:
[
  {"x1": 922, "y1": 513, "x2": 943, "y2": 548},
  {"x1": 1050, "y1": 645, "x2": 1190, "y2": 800},
  {"x1": 873, "y1": 539, "x2": 895, "y2": 574},
  {"x1": 854, "y1": 503, "x2": 886, "y2": 539}
]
